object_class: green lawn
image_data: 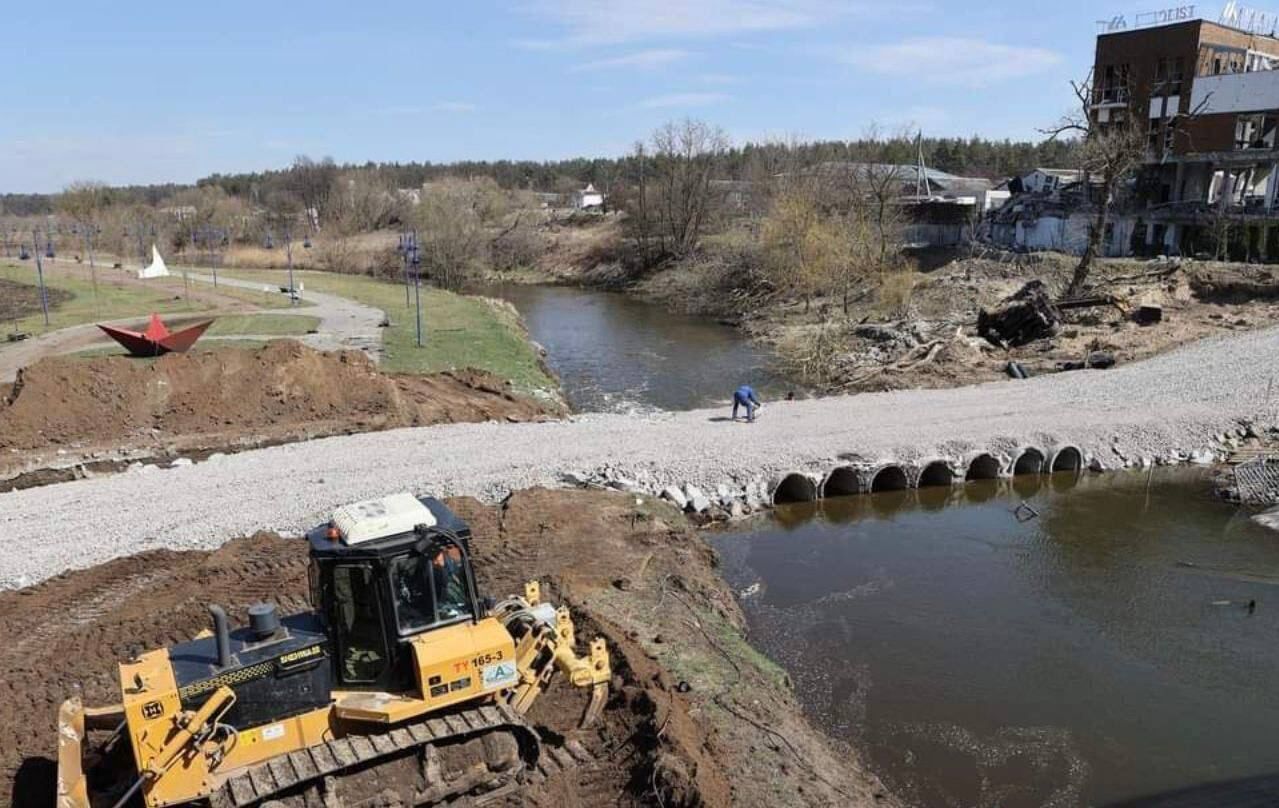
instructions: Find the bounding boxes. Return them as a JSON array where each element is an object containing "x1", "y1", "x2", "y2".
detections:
[
  {"x1": 219, "y1": 269, "x2": 555, "y2": 393},
  {"x1": 205, "y1": 313, "x2": 320, "y2": 336},
  {"x1": 1, "y1": 261, "x2": 195, "y2": 335},
  {"x1": 0, "y1": 261, "x2": 303, "y2": 339}
]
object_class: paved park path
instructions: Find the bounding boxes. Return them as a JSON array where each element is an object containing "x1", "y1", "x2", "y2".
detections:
[{"x1": 0, "y1": 263, "x2": 384, "y2": 381}]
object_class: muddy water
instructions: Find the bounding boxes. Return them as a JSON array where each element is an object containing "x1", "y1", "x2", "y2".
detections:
[
  {"x1": 714, "y1": 469, "x2": 1279, "y2": 807},
  {"x1": 479, "y1": 283, "x2": 787, "y2": 412}
]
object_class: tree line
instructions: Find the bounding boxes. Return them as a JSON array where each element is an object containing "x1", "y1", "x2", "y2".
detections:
[{"x1": 1, "y1": 134, "x2": 1078, "y2": 216}]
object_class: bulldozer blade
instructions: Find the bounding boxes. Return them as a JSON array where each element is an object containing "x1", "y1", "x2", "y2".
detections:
[
  {"x1": 581, "y1": 682, "x2": 607, "y2": 729},
  {"x1": 57, "y1": 698, "x2": 124, "y2": 808},
  {"x1": 57, "y1": 698, "x2": 90, "y2": 808}
]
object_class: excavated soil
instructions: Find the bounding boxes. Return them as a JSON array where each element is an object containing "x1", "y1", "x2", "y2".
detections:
[
  {"x1": 0, "y1": 489, "x2": 893, "y2": 807},
  {"x1": 0, "y1": 340, "x2": 560, "y2": 481}
]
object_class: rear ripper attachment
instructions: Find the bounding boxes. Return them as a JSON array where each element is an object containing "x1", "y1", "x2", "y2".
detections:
[{"x1": 56, "y1": 491, "x2": 611, "y2": 807}]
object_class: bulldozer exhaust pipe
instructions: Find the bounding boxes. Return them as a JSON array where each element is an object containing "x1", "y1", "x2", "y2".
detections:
[{"x1": 208, "y1": 605, "x2": 232, "y2": 669}]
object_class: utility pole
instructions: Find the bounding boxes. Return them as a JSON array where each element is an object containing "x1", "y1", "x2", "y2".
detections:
[{"x1": 31, "y1": 229, "x2": 49, "y2": 327}]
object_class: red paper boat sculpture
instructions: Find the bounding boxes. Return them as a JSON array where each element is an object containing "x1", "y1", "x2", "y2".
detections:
[{"x1": 97, "y1": 314, "x2": 214, "y2": 356}]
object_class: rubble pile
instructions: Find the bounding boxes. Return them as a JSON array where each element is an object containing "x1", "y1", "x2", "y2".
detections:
[{"x1": 977, "y1": 280, "x2": 1062, "y2": 347}]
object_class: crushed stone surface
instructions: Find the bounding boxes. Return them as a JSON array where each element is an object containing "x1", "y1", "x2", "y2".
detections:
[{"x1": 3, "y1": 325, "x2": 1278, "y2": 589}]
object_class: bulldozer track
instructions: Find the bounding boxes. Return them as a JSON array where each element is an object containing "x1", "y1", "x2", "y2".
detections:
[{"x1": 210, "y1": 703, "x2": 541, "y2": 808}]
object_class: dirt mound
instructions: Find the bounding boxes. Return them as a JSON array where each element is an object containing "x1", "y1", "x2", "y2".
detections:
[
  {"x1": 0, "y1": 492, "x2": 716, "y2": 808},
  {"x1": 0, "y1": 488, "x2": 891, "y2": 807},
  {"x1": 0, "y1": 340, "x2": 557, "y2": 455}
]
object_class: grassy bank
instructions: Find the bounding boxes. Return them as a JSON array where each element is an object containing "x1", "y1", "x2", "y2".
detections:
[
  {"x1": 0, "y1": 260, "x2": 302, "y2": 340},
  {"x1": 220, "y1": 269, "x2": 557, "y2": 395},
  {"x1": 2, "y1": 262, "x2": 193, "y2": 334}
]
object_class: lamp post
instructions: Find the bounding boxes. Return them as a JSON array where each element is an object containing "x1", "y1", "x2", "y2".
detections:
[
  {"x1": 397, "y1": 231, "x2": 413, "y2": 307},
  {"x1": 410, "y1": 230, "x2": 424, "y2": 347},
  {"x1": 31, "y1": 229, "x2": 49, "y2": 327},
  {"x1": 284, "y1": 224, "x2": 298, "y2": 307}
]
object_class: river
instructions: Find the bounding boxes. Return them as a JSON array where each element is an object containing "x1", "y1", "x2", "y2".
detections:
[
  {"x1": 480, "y1": 283, "x2": 789, "y2": 412},
  {"x1": 714, "y1": 469, "x2": 1279, "y2": 807}
]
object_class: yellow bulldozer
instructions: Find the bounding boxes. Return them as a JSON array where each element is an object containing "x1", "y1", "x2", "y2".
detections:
[{"x1": 56, "y1": 492, "x2": 611, "y2": 807}]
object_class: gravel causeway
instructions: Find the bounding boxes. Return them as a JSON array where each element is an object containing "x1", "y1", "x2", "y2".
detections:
[{"x1": 3, "y1": 324, "x2": 1277, "y2": 589}]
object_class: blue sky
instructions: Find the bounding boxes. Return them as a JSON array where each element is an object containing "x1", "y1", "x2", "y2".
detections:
[{"x1": 0, "y1": 0, "x2": 1193, "y2": 192}]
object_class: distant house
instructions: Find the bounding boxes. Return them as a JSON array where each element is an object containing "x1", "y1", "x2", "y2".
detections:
[
  {"x1": 573, "y1": 183, "x2": 605, "y2": 210},
  {"x1": 1017, "y1": 168, "x2": 1084, "y2": 195},
  {"x1": 160, "y1": 205, "x2": 197, "y2": 221}
]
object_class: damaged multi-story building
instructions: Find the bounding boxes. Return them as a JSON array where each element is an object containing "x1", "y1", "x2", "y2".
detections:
[{"x1": 988, "y1": 14, "x2": 1279, "y2": 259}]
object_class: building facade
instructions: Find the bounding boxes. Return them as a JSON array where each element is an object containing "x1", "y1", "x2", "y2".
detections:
[{"x1": 1096, "y1": 18, "x2": 1279, "y2": 258}]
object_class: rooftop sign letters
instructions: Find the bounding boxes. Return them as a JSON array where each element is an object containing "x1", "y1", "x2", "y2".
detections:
[
  {"x1": 1096, "y1": 5, "x2": 1197, "y2": 32},
  {"x1": 1220, "y1": 1, "x2": 1279, "y2": 34}
]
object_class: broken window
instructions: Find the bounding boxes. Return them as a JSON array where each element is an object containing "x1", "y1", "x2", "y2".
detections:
[
  {"x1": 1099, "y1": 64, "x2": 1130, "y2": 104},
  {"x1": 1235, "y1": 114, "x2": 1278, "y2": 150}
]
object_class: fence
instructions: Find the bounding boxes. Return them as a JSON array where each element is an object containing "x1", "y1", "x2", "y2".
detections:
[{"x1": 1235, "y1": 456, "x2": 1279, "y2": 506}]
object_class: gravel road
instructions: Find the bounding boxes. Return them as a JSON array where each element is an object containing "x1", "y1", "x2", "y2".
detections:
[{"x1": 3, "y1": 325, "x2": 1277, "y2": 589}]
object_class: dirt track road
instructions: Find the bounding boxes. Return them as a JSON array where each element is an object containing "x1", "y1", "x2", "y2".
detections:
[{"x1": 2, "y1": 324, "x2": 1277, "y2": 589}]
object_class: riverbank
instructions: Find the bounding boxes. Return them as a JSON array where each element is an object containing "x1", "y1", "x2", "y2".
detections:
[
  {"x1": 498, "y1": 218, "x2": 1279, "y2": 394},
  {"x1": 0, "y1": 340, "x2": 563, "y2": 490},
  {"x1": 3, "y1": 322, "x2": 1277, "y2": 589},
  {"x1": 0, "y1": 488, "x2": 896, "y2": 807}
]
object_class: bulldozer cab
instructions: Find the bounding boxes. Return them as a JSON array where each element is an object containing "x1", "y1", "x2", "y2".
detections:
[{"x1": 306, "y1": 494, "x2": 484, "y2": 692}]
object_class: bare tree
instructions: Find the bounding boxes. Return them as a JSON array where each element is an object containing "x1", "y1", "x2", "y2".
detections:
[
  {"x1": 264, "y1": 191, "x2": 303, "y2": 297},
  {"x1": 1043, "y1": 73, "x2": 1149, "y2": 297},
  {"x1": 649, "y1": 119, "x2": 729, "y2": 257},
  {"x1": 58, "y1": 181, "x2": 110, "y2": 300},
  {"x1": 413, "y1": 179, "x2": 492, "y2": 291},
  {"x1": 761, "y1": 188, "x2": 850, "y2": 314},
  {"x1": 288, "y1": 155, "x2": 338, "y2": 232}
]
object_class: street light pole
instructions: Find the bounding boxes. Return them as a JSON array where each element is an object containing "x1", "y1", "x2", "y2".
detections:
[
  {"x1": 285, "y1": 225, "x2": 297, "y2": 307},
  {"x1": 411, "y1": 230, "x2": 424, "y2": 347},
  {"x1": 399, "y1": 231, "x2": 412, "y2": 308},
  {"x1": 31, "y1": 229, "x2": 49, "y2": 327}
]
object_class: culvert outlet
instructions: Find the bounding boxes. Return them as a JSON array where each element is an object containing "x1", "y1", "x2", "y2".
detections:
[
  {"x1": 870, "y1": 465, "x2": 909, "y2": 493},
  {"x1": 1013, "y1": 448, "x2": 1045, "y2": 476},
  {"x1": 1051, "y1": 446, "x2": 1084, "y2": 473},
  {"x1": 821, "y1": 467, "x2": 862, "y2": 498},
  {"x1": 918, "y1": 461, "x2": 956, "y2": 488},
  {"x1": 966, "y1": 454, "x2": 1001, "y2": 481},
  {"x1": 772, "y1": 473, "x2": 818, "y2": 504}
]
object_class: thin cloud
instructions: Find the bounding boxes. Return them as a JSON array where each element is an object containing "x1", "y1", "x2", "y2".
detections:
[
  {"x1": 638, "y1": 92, "x2": 730, "y2": 109},
  {"x1": 697, "y1": 73, "x2": 739, "y2": 85},
  {"x1": 430, "y1": 101, "x2": 478, "y2": 113},
  {"x1": 572, "y1": 48, "x2": 689, "y2": 71},
  {"x1": 529, "y1": 0, "x2": 847, "y2": 43},
  {"x1": 842, "y1": 38, "x2": 1063, "y2": 87}
]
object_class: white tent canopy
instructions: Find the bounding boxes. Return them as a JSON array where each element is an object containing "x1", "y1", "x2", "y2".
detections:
[{"x1": 137, "y1": 245, "x2": 169, "y2": 279}]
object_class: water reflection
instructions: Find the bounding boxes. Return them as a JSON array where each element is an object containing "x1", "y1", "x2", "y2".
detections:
[
  {"x1": 715, "y1": 468, "x2": 1279, "y2": 806},
  {"x1": 475, "y1": 283, "x2": 790, "y2": 412}
]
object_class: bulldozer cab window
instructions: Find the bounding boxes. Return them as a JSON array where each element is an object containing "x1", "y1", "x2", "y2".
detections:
[
  {"x1": 432, "y1": 547, "x2": 471, "y2": 622},
  {"x1": 388, "y1": 547, "x2": 473, "y2": 634},
  {"x1": 332, "y1": 564, "x2": 388, "y2": 684},
  {"x1": 389, "y1": 553, "x2": 434, "y2": 633}
]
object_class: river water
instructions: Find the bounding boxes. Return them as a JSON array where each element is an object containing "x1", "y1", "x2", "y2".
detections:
[
  {"x1": 714, "y1": 469, "x2": 1279, "y2": 807},
  {"x1": 480, "y1": 283, "x2": 788, "y2": 412}
]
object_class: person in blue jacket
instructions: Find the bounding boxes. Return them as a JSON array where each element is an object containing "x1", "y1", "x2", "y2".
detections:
[{"x1": 732, "y1": 384, "x2": 761, "y2": 422}]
